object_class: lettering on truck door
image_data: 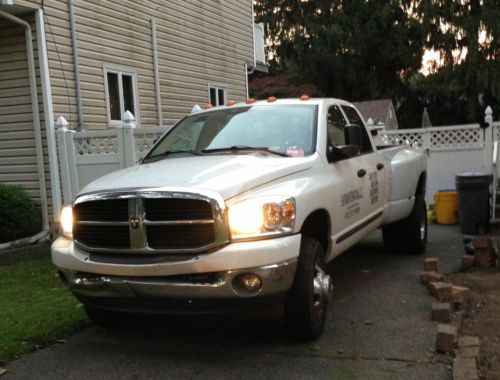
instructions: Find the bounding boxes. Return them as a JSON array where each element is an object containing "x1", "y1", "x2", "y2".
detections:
[
  {"x1": 340, "y1": 105, "x2": 386, "y2": 223},
  {"x1": 325, "y1": 105, "x2": 367, "y2": 241}
]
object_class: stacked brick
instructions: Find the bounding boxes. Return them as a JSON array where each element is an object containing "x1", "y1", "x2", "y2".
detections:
[
  {"x1": 420, "y1": 257, "x2": 480, "y2": 380},
  {"x1": 462, "y1": 237, "x2": 500, "y2": 269}
]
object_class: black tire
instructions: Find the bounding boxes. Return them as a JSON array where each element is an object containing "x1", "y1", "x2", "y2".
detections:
[
  {"x1": 382, "y1": 222, "x2": 402, "y2": 252},
  {"x1": 383, "y1": 195, "x2": 427, "y2": 254},
  {"x1": 402, "y1": 194, "x2": 427, "y2": 254},
  {"x1": 284, "y1": 237, "x2": 332, "y2": 340}
]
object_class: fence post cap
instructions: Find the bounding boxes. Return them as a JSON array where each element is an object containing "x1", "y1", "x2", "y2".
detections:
[
  {"x1": 123, "y1": 111, "x2": 136, "y2": 123},
  {"x1": 366, "y1": 117, "x2": 374, "y2": 126},
  {"x1": 485, "y1": 106, "x2": 493, "y2": 116},
  {"x1": 56, "y1": 116, "x2": 69, "y2": 130}
]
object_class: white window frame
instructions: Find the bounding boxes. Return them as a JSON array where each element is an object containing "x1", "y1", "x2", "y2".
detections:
[
  {"x1": 103, "y1": 64, "x2": 140, "y2": 128},
  {"x1": 208, "y1": 83, "x2": 228, "y2": 107}
]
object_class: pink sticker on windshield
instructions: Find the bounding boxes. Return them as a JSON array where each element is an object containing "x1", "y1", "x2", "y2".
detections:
[{"x1": 286, "y1": 147, "x2": 305, "y2": 157}]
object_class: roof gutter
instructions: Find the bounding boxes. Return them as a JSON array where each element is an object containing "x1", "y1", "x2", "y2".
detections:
[{"x1": 0, "y1": 9, "x2": 50, "y2": 248}]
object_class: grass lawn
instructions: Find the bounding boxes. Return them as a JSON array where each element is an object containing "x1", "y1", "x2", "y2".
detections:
[{"x1": 0, "y1": 255, "x2": 88, "y2": 363}]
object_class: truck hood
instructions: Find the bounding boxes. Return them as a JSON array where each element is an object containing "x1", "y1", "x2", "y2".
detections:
[{"x1": 80, "y1": 154, "x2": 314, "y2": 200}]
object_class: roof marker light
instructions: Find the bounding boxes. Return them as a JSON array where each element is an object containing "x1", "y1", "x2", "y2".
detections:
[
  {"x1": 267, "y1": 96, "x2": 277, "y2": 103},
  {"x1": 202, "y1": 104, "x2": 214, "y2": 110},
  {"x1": 246, "y1": 98, "x2": 256, "y2": 104},
  {"x1": 300, "y1": 95, "x2": 310, "y2": 101},
  {"x1": 226, "y1": 100, "x2": 237, "y2": 106}
]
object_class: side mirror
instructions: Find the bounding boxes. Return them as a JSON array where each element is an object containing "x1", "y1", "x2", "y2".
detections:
[
  {"x1": 328, "y1": 144, "x2": 360, "y2": 162},
  {"x1": 345, "y1": 124, "x2": 362, "y2": 146},
  {"x1": 370, "y1": 129, "x2": 378, "y2": 137}
]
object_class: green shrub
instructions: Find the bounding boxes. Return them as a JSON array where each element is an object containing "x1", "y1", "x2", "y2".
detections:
[{"x1": 0, "y1": 184, "x2": 42, "y2": 243}]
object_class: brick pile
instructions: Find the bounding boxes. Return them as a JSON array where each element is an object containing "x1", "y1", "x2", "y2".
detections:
[
  {"x1": 461, "y1": 237, "x2": 500, "y2": 269},
  {"x1": 420, "y1": 257, "x2": 481, "y2": 380}
]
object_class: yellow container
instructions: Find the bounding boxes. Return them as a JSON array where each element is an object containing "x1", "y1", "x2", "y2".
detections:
[{"x1": 433, "y1": 191, "x2": 458, "y2": 225}]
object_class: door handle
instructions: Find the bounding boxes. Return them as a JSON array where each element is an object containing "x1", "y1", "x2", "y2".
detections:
[
  {"x1": 357, "y1": 169, "x2": 367, "y2": 177},
  {"x1": 377, "y1": 163, "x2": 384, "y2": 170}
]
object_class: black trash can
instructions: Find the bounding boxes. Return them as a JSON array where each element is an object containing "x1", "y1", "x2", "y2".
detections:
[{"x1": 455, "y1": 172, "x2": 493, "y2": 234}]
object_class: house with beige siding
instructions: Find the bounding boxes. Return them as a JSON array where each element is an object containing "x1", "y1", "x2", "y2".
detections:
[{"x1": 0, "y1": 0, "x2": 263, "y2": 237}]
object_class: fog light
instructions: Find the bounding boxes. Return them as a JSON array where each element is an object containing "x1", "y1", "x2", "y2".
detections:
[{"x1": 241, "y1": 274, "x2": 262, "y2": 292}]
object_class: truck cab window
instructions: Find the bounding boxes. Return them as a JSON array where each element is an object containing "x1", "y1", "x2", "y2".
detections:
[
  {"x1": 341, "y1": 105, "x2": 373, "y2": 153},
  {"x1": 327, "y1": 105, "x2": 348, "y2": 147}
]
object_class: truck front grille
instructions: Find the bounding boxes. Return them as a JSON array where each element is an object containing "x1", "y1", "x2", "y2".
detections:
[
  {"x1": 73, "y1": 224, "x2": 130, "y2": 249},
  {"x1": 147, "y1": 224, "x2": 215, "y2": 250},
  {"x1": 145, "y1": 199, "x2": 213, "y2": 221},
  {"x1": 72, "y1": 192, "x2": 228, "y2": 254}
]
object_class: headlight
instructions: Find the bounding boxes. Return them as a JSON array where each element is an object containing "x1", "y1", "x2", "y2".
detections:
[
  {"x1": 60, "y1": 205, "x2": 73, "y2": 237},
  {"x1": 229, "y1": 196, "x2": 295, "y2": 240}
]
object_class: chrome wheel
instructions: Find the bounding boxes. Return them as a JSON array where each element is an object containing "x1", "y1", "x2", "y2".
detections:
[
  {"x1": 420, "y1": 212, "x2": 426, "y2": 241},
  {"x1": 312, "y1": 263, "x2": 332, "y2": 319}
]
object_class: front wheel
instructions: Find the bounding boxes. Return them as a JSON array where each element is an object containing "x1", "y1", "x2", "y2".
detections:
[{"x1": 284, "y1": 237, "x2": 333, "y2": 340}]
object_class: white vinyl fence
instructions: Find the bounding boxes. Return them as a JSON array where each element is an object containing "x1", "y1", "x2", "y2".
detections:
[
  {"x1": 56, "y1": 112, "x2": 168, "y2": 203},
  {"x1": 56, "y1": 108, "x2": 500, "y2": 207},
  {"x1": 377, "y1": 106, "x2": 498, "y2": 204}
]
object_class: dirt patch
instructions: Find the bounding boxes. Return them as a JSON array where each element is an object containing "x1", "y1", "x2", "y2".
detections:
[{"x1": 449, "y1": 269, "x2": 500, "y2": 379}]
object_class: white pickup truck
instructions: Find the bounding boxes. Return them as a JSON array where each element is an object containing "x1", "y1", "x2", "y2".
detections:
[{"x1": 52, "y1": 98, "x2": 427, "y2": 340}]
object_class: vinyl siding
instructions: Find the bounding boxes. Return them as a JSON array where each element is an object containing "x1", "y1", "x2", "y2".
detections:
[
  {"x1": 2, "y1": 0, "x2": 254, "y2": 224},
  {"x1": 24, "y1": 0, "x2": 253, "y2": 129},
  {"x1": 0, "y1": 17, "x2": 47, "y2": 206}
]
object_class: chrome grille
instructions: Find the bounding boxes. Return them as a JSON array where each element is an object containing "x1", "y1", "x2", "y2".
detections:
[
  {"x1": 72, "y1": 191, "x2": 228, "y2": 254},
  {"x1": 145, "y1": 199, "x2": 213, "y2": 221},
  {"x1": 73, "y1": 224, "x2": 130, "y2": 249},
  {"x1": 73, "y1": 199, "x2": 128, "y2": 222}
]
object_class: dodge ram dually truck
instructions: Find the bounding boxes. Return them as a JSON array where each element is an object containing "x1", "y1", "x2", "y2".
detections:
[{"x1": 53, "y1": 98, "x2": 427, "y2": 340}]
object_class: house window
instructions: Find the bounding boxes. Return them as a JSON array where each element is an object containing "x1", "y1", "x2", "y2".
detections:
[
  {"x1": 104, "y1": 66, "x2": 138, "y2": 126},
  {"x1": 208, "y1": 84, "x2": 227, "y2": 106}
]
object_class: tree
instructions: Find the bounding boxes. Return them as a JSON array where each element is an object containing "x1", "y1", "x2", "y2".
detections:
[
  {"x1": 254, "y1": 0, "x2": 500, "y2": 126},
  {"x1": 414, "y1": 0, "x2": 500, "y2": 122},
  {"x1": 254, "y1": 0, "x2": 426, "y2": 103}
]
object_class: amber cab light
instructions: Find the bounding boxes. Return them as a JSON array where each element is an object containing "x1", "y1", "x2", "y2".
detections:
[
  {"x1": 300, "y1": 95, "x2": 310, "y2": 101},
  {"x1": 202, "y1": 103, "x2": 214, "y2": 110},
  {"x1": 246, "y1": 98, "x2": 256, "y2": 104},
  {"x1": 226, "y1": 100, "x2": 237, "y2": 106},
  {"x1": 267, "y1": 96, "x2": 277, "y2": 103}
]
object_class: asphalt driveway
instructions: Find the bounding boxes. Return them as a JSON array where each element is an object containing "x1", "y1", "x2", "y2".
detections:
[{"x1": 5, "y1": 225, "x2": 464, "y2": 380}]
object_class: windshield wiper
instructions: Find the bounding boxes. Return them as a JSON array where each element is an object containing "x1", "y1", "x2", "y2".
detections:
[
  {"x1": 143, "y1": 150, "x2": 203, "y2": 163},
  {"x1": 202, "y1": 145, "x2": 288, "y2": 157}
]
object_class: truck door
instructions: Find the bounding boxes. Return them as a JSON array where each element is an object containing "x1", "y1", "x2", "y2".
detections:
[
  {"x1": 340, "y1": 105, "x2": 386, "y2": 221},
  {"x1": 325, "y1": 105, "x2": 369, "y2": 242}
]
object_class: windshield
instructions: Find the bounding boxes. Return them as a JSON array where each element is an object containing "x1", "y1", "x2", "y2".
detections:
[{"x1": 144, "y1": 105, "x2": 317, "y2": 161}]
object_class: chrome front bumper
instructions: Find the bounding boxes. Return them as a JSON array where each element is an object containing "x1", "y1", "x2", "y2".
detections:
[{"x1": 59, "y1": 260, "x2": 297, "y2": 313}]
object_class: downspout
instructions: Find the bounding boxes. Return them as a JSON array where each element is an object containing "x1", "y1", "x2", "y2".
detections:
[
  {"x1": 68, "y1": 0, "x2": 84, "y2": 131},
  {"x1": 0, "y1": 10, "x2": 50, "y2": 249},
  {"x1": 36, "y1": 9, "x2": 62, "y2": 223},
  {"x1": 245, "y1": 1, "x2": 256, "y2": 99},
  {"x1": 150, "y1": 18, "x2": 163, "y2": 127}
]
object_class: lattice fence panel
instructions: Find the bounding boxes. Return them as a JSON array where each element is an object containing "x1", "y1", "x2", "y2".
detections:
[
  {"x1": 495, "y1": 125, "x2": 500, "y2": 141},
  {"x1": 74, "y1": 136, "x2": 119, "y2": 155},
  {"x1": 381, "y1": 132, "x2": 425, "y2": 148},
  {"x1": 134, "y1": 131, "x2": 165, "y2": 154},
  {"x1": 430, "y1": 128, "x2": 482, "y2": 149}
]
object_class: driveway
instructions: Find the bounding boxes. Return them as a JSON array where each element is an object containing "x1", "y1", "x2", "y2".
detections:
[{"x1": 5, "y1": 225, "x2": 463, "y2": 380}]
